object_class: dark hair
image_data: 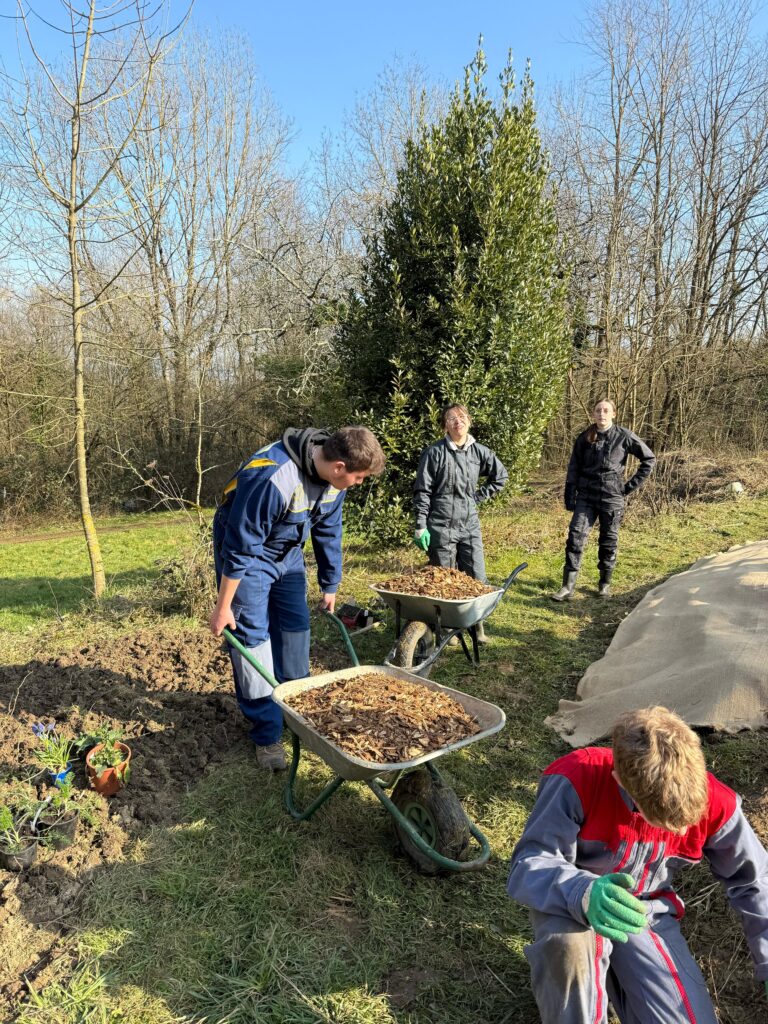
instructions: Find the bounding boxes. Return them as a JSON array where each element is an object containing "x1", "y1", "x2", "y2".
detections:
[
  {"x1": 440, "y1": 403, "x2": 472, "y2": 430},
  {"x1": 586, "y1": 398, "x2": 617, "y2": 443},
  {"x1": 322, "y1": 427, "x2": 386, "y2": 474}
]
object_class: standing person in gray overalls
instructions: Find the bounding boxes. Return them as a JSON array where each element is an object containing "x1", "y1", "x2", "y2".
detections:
[
  {"x1": 413, "y1": 404, "x2": 508, "y2": 642},
  {"x1": 551, "y1": 399, "x2": 655, "y2": 602}
]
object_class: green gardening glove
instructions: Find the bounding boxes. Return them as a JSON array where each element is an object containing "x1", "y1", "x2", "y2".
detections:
[
  {"x1": 413, "y1": 528, "x2": 430, "y2": 552},
  {"x1": 764, "y1": 981, "x2": 768, "y2": 998},
  {"x1": 585, "y1": 873, "x2": 648, "y2": 943}
]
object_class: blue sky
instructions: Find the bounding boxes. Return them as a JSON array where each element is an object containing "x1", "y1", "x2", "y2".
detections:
[
  {"x1": 0, "y1": 0, "x2": 593, "y2": 164},
  {"x1": 2, "y1": 1, "x2": 767, "y2": 167},
  {"x1": 191, "y1": 0, "x2": 589, "y2": 161}
]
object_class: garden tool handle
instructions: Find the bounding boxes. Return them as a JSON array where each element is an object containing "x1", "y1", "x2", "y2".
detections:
[{"x1": 222, "y1": 629, "x2": 280, "y2": 689}]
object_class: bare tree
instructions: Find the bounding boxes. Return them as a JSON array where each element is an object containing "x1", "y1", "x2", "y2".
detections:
[
  {"x1": 548, "y1": 0, "x2": 768, "y2": 451},
  {"x1": 0, "y1": 0, "x2": 185, "y2": 596},
  {"x1": 86, "y1": 30, "x2": 298, "y2": 504}
]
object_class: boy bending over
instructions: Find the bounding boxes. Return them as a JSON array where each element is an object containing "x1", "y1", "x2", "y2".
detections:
[{"x1": 507, "y1": 706, "x2": 768, "y2": 1023}]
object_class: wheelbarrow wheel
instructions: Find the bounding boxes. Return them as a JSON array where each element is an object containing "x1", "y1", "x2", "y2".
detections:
[
  {"x1": 390, "y1": 768, "x2": 470, "y2": 874},
  {"x1": 392, "y1": 620, "x2": 432, "y2": 669}
]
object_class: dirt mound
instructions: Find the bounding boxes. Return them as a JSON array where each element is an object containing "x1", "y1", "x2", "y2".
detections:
[{"x1": 0, "y1": 626, "x2": 347, "y2": 1018}]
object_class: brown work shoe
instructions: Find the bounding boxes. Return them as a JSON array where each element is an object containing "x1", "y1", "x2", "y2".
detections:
[{"x1": 255, "y1": 742, "x2": 287, "y2": 771}]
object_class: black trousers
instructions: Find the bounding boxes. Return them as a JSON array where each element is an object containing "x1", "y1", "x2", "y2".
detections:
[{"x1": 564, "y1": 498, "x2": 624, "y2": 580}]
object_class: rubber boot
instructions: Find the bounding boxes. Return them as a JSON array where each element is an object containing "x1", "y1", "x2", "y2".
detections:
[
  {"x1": 551, "y1": 572, "x2": 578, "y2": 602},
  {"x1": 255, "y1": 742, "x2": 287, "y2": 771},
  {"x1": 598, "y1": 571, "x2": 613, "y2": 599},
  {"x1": 476, "y1": 621, "x2": 489, "y2": 644}
]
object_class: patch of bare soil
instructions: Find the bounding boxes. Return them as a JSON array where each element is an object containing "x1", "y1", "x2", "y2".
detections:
[
  {"x1": 378, "y1": 565, "x2": 497, "y2": 599},
  {"x1": 0, "y1": 626, "x2": 341, "y2": 1018}
]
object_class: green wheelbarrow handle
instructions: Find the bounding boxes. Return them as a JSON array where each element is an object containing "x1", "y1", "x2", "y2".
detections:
[{"x1": 222, "y1": 609, "x2": 359, "y2": 685}]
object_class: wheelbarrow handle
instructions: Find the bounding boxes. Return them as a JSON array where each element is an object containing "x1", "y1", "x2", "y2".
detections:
[
  {"x1": 322, "y1": 611, "x2": 361, "y2": 668},
  {"x1": 222, "y1": 628, "x2": 280, "y2": 689},
  {"x1": 478, "y1": 561, "x2": 528, "y2": 623},
  {"x1": 500, "y1": 561, "x2": 528, "y2": 594}
]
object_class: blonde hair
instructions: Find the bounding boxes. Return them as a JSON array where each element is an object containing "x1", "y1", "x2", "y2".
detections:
[{"x1": 612, "y1": 706, "x2": 708, "y2": 831}]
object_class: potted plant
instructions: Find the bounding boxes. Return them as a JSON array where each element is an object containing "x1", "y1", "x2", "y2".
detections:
[
  {"x1": 34, "y1": 773, "x2": 79, "y2": 850},
  {"x1": 78, "y1": 726, "x2": 132, "y2": 797},
  {"x1": 0, "y1": 803, "x2": 37, "y2": 871},
  {"x1": 32, "y1": 722, "x2": 75, "y2": 785}
]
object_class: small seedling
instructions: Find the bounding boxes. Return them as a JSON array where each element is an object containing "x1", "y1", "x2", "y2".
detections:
[
  {"x1": 77, "y1": 725, "x2": 130, "y2": 782},
  {"x1": 0, "y1": 804, "x2": 34, "y2": 854}
]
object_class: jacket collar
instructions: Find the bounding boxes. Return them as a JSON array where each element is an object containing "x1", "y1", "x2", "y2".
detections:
[{"x1": 444, "y1": 433, "x2": 476, "y2": 451}]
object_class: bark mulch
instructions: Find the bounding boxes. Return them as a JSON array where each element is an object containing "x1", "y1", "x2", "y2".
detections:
[
  {"x1": 377, "y1": 565, "x2": 496, "y2": 600},
  {"x1": 285, "y1": 672, "x2": 480, "y2": 763}
]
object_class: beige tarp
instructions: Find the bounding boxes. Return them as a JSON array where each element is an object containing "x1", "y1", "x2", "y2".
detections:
[{"x1": 546, "y1": 540, "x2": 768, "y2": 746}]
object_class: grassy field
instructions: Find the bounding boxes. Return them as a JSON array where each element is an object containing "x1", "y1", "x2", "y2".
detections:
[{"x1": 1, "y1": 493, "x2": 767, "y2": 1023}]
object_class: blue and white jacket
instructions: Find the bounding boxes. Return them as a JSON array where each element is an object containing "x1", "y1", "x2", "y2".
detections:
[{"x1": 213, "y1": 428, "x2": 345, "y2": 593}]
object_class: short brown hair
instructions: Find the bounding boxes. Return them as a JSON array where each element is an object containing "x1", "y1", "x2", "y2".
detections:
[
  {"x1": 323, "y1": 427, "x2": 385, "y2": 474},
  {"x1": 440, "y1": 403, "x2": 472, "y2": 430},
  {"x1": 612, "y1": 706, "x2": 708, "y2": 832}
]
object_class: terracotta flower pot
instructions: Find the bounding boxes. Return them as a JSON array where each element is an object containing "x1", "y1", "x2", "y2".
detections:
[{"x1": 86, "y1": 742, "x2": 132, "y2": 797}]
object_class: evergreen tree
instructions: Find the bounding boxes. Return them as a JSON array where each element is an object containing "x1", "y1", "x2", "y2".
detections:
[{"x1": 337, "y1": 46, "x2": 569, "y2": 539}]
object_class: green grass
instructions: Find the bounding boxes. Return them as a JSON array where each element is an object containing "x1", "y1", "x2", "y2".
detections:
[
  {"x1": 5, "y1": 495, "x2": 768, "y2": 1024},
  {"x1": 0, "y1": 512, "x2": 190, "y2": 634}
]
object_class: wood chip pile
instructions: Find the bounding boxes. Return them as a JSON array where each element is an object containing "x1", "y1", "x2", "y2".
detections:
[
  {"x1": 284, "y1": 672, "x2": 481, "y2": 763},
  {"x1": 378, "y1": 565, "x2": 496, "y2": 600}
]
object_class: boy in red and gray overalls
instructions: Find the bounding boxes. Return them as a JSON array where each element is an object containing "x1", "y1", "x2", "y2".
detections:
[{"x1": 507, "y1": 706, "x2": 768, "y2": 1023}]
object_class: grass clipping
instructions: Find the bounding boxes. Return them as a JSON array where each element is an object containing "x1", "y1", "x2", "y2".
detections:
[
  {"x1": 285, "y1": 672, "x2": 482, "y2": 763},
  {"x1": 378, "y1": 565, "x2": 496, "y2": 599}
]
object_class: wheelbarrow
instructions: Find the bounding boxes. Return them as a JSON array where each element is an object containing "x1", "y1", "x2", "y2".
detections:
[
  {"x1": 222, "y1": 618, "x2": 506, "y2": 874},
  {"x1": 372, "y1": 562, "x2": 527, "y2": 674}
]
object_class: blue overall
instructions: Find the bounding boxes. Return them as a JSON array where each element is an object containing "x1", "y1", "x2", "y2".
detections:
[{"x1": 213, "y1": 435, "x2": 344, "y2": 745}]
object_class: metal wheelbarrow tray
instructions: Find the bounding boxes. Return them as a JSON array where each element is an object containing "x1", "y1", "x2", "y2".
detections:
[
  {"x1": 224, "y1": 620, "x2": 506, "y2": 873},
  {"x1": 370, "y1": 584, "x2": 504, "y2": 630},
  {"x1": 273, "y1": 663, "x2": 505, "y2": 782},
  {"x1": 371, "y1": 562, "x2": 527, "y2": 672}
]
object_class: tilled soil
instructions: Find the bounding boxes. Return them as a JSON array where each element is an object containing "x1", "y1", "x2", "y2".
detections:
[
  {"x1": 378, "y1": 565, "x2": 497, "y2": 599},
  {"x1": 0, "y1": 627, "x2": 348, "y2": 1018},
  {"x1": 0, "y1": 630, "x2": 223, "y2": 1012},
  {"x1": 285, "y1": 672, "x2": 481, "y2": 762}
]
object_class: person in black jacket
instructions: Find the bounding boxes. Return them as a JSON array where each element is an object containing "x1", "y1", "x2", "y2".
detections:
[
  {"x1": 551, "y1": 399, "x2": 655, "y2": 601},
  {"x1": 413, "y1": 404, "x2": 508, "y2": 641}
]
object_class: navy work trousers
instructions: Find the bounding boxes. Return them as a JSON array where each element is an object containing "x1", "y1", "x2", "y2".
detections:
[{"x1": 214, "y1": 549, "x2": 311, "y2": 746}]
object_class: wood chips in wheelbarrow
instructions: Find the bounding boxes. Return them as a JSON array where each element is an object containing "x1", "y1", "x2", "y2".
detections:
[
  {"x1": 284, "y1": 672, "x2": 481, "y2": 763},
  {"x1": 378, "y1": 565, "x2": 496, "y2": 600}
]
